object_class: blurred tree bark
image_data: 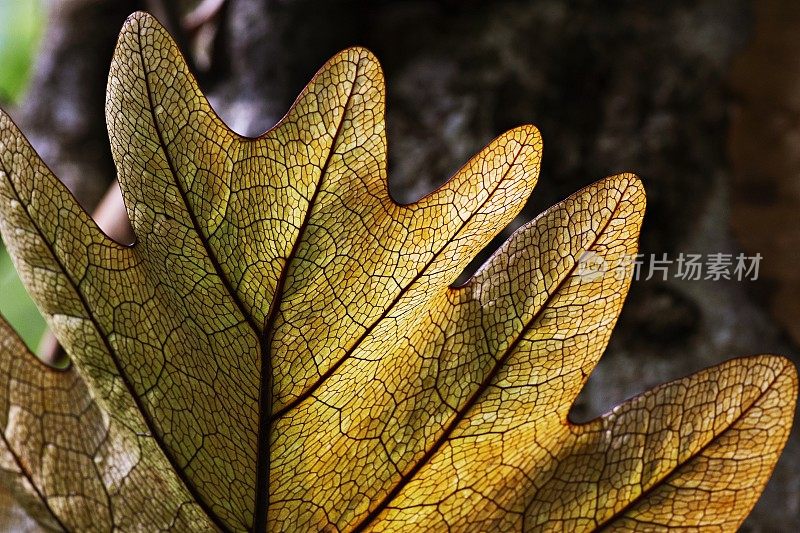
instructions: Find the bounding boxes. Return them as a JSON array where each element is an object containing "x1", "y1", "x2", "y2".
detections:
[
  {"x1": 730, "y1": 0, "x2": 800, "y2": 350},
  {"x1": 6, "y1": 0, "x2": 798, "y2": 530},
  {"x1": 12, "y1": 0, "x2": 137, "y2": 207}
]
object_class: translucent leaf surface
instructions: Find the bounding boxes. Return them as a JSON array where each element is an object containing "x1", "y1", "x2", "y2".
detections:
[{"x1": 0, "y1": 12, "x2": 795, "y2": 533}]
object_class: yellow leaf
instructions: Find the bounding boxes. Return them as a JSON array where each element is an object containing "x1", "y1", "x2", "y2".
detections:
[{"x1": 0, "y1": 11, "x2": 795, "y2": 532}]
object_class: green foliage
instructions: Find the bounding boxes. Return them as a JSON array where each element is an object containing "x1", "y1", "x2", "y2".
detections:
[
  {"x1": 0, "y1": 0, "x2": 45, "y2": 352},
  {"x1": 0, "y1": 0, "x2": 43, "y2": 103},
  {"x1": 0, "y1": 249, "x2": 45, "y2": 351}
]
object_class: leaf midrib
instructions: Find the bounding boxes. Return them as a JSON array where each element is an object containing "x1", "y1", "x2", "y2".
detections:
[
  {"x1": 253, "y1": 57, "x2": 363, "y2": 531},
  {"x1": 2, "y1": 146, "x2": 212, "y2": 531},
  {"x1": 270, "y1": 139, "x2": 532, "y2": 421},
  {"x1": 139, "y1": 42, "x2": 367, "y2": 531},
  {"x1": 592, "y1": 361, "x2": 783, "y2": 532},
  {"x1": 0, "y1": 317, "x2": 69, "y2": 531},
  {"x1": 135, "y1": 26, "x2": 241, "y2": 533},
  {"x1": 352, "y1": 183, "x2": 630, "y2": 531}
]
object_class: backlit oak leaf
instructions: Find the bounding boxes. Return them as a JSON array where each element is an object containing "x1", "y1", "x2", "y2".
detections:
[{"x1": 0, "y1": 11, "x2": 795, "y2": 533}]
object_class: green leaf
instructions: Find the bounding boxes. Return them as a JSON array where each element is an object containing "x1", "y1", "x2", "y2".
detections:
[
  {"x1": 0, "y1": 246, "x2": 46, "y2": 351},
  {"x1": 0, "y1": 0, "x2": 43, "y2": 103}
]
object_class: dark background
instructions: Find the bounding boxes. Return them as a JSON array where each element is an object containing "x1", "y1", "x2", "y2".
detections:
[{"x1": 1, "y1": 1, "x2": 798, "y2": 530}]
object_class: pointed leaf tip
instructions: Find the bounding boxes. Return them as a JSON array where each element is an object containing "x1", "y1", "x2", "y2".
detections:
[{"x1": 0, "y1": 12, "x2": 793, "y2": 533}]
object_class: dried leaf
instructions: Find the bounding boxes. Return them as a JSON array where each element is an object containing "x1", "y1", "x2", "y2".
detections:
[{"x1": 0, "y1": 12, "x2": 795, "y2": 532}]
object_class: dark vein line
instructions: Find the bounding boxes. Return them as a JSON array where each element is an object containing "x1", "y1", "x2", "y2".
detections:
[
  {"x1": 135, "y1": 46, "x2": 260, "y2": 338},
  {"x1": 270, "y1": 145, "x2": 529, "y2": 421},
  {"x1": 50, "y1": 27, "x2": 247, "y2": 533},
  {"x1": 0, "y1": 415, "x2": 68, "y2": 531},
  {"x1": 254, "y1": 59, "x2": 361, "y2": 533},
  {"x1": 3, "y1": 152, "x2": 229, "y2": 531},
  {"x1": 592, "y1": 365, "x2": 781, "y2": 532},
  {"x1": 353, "y1": 184, "x2": 630, "y2": 531}
]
